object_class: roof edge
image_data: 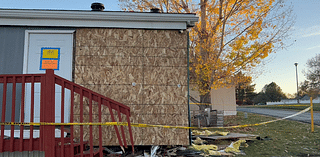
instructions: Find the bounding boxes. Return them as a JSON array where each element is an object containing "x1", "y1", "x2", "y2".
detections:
[{"x1": 0, "y1": 9, "x2": 198, "y2": 29}]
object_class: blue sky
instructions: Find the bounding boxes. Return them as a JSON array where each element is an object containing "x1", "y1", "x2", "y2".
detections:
[
  {"x1": 253, "y1": 0, "x2": 320, "y2": 95},
  {"x1": 1, "y1": 0, "x2": 319, "y2": 95}
]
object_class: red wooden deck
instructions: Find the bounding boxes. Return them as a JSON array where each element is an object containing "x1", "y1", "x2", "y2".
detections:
[{"x1": 0, "y1": 70, "x2": 134, "y2": 156}]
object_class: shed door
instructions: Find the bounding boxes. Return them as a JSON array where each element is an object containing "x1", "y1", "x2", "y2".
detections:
[{"x1": 23, "y1": 31, "x2": 74, "y2": 123}]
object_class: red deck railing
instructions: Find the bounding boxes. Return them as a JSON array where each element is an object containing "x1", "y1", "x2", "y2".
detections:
[{"x1": 0, "y1": 69, "x2": 134, "y2": 157}]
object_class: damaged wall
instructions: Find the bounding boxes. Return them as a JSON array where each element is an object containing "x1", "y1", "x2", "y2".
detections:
[{"x1": 73, "y1": 28, "x2": 189, "y2": 146}]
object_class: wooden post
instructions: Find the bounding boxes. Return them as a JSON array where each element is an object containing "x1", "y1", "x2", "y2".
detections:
[
  {"x1": 310, "y1": 97, "x2": 314, "y2": 133},
  {"x1": 43, "y1": 69, "x2": 55, "y2": 157}
]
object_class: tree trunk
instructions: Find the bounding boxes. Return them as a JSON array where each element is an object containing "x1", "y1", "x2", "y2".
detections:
[{"x1": 199, "y1": 92, "x2": 211, "y2": 111}]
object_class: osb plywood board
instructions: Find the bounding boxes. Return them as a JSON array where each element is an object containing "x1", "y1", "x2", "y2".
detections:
[
  {"x1": 73, "y1": 113, "x2": 188, "y2": 126},
  {"x1": 167, "y1": 86, "x2": 188, "y2": 104},
  {"x1": 73, "y1": 115, "x2": 138, "y2": 145},
  {"x1": 76, "y1": 46, "x2": 144, "y2": 56},
  {"x1": 144, "y1": 56, "x2": 187, "y2": 67},
  {"x1": 73, "y1": 114, "x2": 189, "y2": 146},
  {"x1": 143, "y1": 67, "x2": 188, "y2": 85},
  {"x1": 143, "y1": 85, "x2": 188, "y2": 105},
  {"x1": 128, "y1": 104, "x2": 188, "y2": 115},
  {"x1": 74, "y1": 66, "x2": 143, "y2": 85},
  {"x1": 80, "y1": 84, "x2": 143, "y2": 105},
  {"x1": 72, "y1": 101, "x2": 112, "y2": 115},
  {"x1": 73, "y1": 125, "x2": 121, "y2": 146},
  {"x1": 74, "y1": 28, "x2": 189, "y2": 146},
  {"x1": 122, "y1": 127, "x2": 188, "y2": 146},
  {"x1": 143, "y1": 30, "x2": 187, "y2": 48},
  {"x1": 72, "y1": 102, "x2": 188, "y2": 119},
  {"x1": 130, "y1": 114, "x2": 188, "y2": 126},
  {"x1": 73, "y1": 124, "x2": 189, "y2": 146},
  {"x1": 144, "y1": 48, "x2": 187, "y2": 58},
  {"x1": 72, "y1": 84, "x2": 187, "y2": 106},
  {"x1": 75, "y1": 46, "x2": 101, "y2": 56},
  {"x1": 142, "y1": 127, "x2": 188, "y2": 145},
  {"x1": 76, "y1": 28, "x2": 143, "y2": 47},
  {"x1": 75, "y1": 55, "x2": 186, "y2": 68},
  {"x1": 75, "y1": 55, "x2": 144, "y2": 66}
]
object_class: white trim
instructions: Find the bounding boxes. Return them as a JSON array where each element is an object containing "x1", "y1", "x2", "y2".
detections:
[
  {"x1": 25, "y1": 30, "x2": 75, "y2": 34},
  {"x1": 0, "y1": 9, "x2": 198, "y2": 29},
  {"x1": 22, "y1": 30, "x2": 75, "y2": 74},
  {"x1": 23, "y1": 31, "x2": 30, "y2": 74},
  {"x1": 1, "y1": 19, "x2": 186, "y2": 29}
]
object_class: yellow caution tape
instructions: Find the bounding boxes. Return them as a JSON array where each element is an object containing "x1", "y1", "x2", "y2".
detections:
[
  {"x1": 0, "y1": 107, "x2": 311, "y2": 130},
  {"x1": 266, "y1": 105, "x2": 310, "y2": 107}
]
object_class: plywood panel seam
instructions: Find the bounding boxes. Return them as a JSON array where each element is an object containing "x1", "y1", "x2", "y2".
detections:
[
  {"x1": 77, "y1": 84, "x2": 188, "y2": 86},
  {"x1": 75, "y1": 55, "x2": 187, "y2": 58},
  {"x1": 75, "y1": 65, "x2": 187, "y2": 68},
  {"x1": 76, "y1": 45, "x2": 187, "y2": 49}
]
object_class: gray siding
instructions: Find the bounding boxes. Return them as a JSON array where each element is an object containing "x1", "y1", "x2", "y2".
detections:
[
  {"x1": 0, "y1": 27, "x2": 25, "y2": 129},
  {"x1": 0, "y1": 27, "x2": 25, "y2": 75}
]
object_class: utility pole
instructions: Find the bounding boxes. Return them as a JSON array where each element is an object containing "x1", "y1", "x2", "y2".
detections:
[{"x1": 294, "y1": 63, "x2": 299, "y2": 104}]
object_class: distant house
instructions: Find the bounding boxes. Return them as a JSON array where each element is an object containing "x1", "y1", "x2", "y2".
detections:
[{"x1": 300, "y1": 94, "x2": 320, "y2": 100}]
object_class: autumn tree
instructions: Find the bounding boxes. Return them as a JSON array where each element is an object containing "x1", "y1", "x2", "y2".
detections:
[
  {"x1": 298, "y1": 80, "x2": 312, "y2": 97},
  {"x1": 119, "y1": 0, "x2": 294, "y2": 105},
  {"x1": 300, "y1": 54, "x2": 320, "y2": 98}
]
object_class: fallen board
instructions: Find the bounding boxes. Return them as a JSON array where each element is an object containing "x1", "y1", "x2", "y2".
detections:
[{"x1": 192, "y1": 133, "x2": 258, "y2": 140}]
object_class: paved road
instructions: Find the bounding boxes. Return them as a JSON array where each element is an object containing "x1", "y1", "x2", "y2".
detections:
[{"x1": 237, "y1": 107, "x2": 320, "y2": 126}]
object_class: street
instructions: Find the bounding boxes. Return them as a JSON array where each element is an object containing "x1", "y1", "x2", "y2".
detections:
[{"x1": 237, "y1": 107, "x2": 320, "y2": 126}]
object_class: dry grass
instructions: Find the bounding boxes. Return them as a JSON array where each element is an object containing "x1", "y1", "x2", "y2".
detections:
[{"x1": 221, "y1": 112, "x2": 320, "y2": 156}]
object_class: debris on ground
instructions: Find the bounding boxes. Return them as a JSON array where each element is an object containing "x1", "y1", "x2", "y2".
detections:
[
  {"x1": 192, "y1": 143, "x2": 218, "y2": 151},
  {"x1": 105, "y1": 132, "x2": 257, "y2": 156},
  {"x1": 256, "y1": 136, "x2": 272, "y2": 141},
  {"x1": 193, "y1": 137, "x2": 207, "y2": 145},
  {"x1": 104, "y1": 147, "x2": 123, "y2": 155},
  {"x1": 194, "y1": 132, "x2": 258, "y2": 140},
  {"x1": 176, "y1": 149, "x2": 202, "y2": 156},
  {"x1": 193, "y1": 130, "x2": 229, "y2": 136},
  {"x1": 150, "y1": 146, "x2": 159, "y2": 157},
  {"x1": 223, "y1": 139, "x2": 246, "y2": 153}
]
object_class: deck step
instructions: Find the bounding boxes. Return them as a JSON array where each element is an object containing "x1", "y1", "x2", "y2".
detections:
[
  {"x1": 75, "y1": 148, "x2": 100, "y2": 157},
  {"x1": 55, "y1": 140, "x2": 88, "y2": 157}
]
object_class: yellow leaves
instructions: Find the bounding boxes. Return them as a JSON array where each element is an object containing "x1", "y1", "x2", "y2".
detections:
[{"x1": 121, "y1": 0, "x2": 281, "y2": 96}]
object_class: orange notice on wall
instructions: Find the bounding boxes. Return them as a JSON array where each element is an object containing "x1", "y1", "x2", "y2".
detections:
[{"x1": 41, "y1": 60, "x2": 58, "y2": 69}]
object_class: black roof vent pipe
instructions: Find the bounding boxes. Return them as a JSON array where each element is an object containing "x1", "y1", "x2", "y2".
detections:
[
  {"x1": 91, "y1": 2, "x2": 105, "y2": 11},
  {"x1": 150, "y1": 8, "x2": 160, "y2": 13}
]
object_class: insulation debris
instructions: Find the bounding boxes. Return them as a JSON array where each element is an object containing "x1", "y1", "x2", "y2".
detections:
[
  {"x1": 224, "y1": 139, "x2": 246, "y2": 153},
  {"x1": 193, "y1": 137, "x2": 207, "y2": 145},
  {"x1": 207, "y1": 150, "x2": 222, "y2": 156},
  {"x1": 192, "y1": 144, "x2": 218, "y2": 151},
  {"x1": 192, "y1": 130, "x2": 229, "y2": 136},
  {"x1": 192, "y1": 144, "x2": 221, "y2": 156}
]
